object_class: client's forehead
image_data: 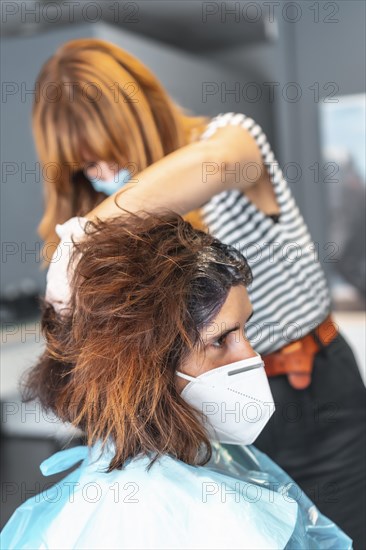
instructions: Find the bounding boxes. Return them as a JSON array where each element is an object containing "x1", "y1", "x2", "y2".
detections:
[{"x1": 200, "y1": 286, "x2": 252, "y2": 340}]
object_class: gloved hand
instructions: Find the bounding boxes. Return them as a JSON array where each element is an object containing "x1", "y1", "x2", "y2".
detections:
[{"x1": 44, "y1": 216, "x2": 89, "y2": 315}]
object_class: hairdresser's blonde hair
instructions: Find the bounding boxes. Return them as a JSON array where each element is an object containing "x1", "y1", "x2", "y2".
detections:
[{"x1": 32, "y1": 38, "x2": 210, "y2": 267}]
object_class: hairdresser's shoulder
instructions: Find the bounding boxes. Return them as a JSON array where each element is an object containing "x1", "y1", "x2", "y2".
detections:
[{"x1": 199, "y1": 112, "x2": 265, "y2": 185}]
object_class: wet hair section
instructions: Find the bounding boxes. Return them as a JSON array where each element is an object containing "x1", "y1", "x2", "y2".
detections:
[{"x1": 186, "y1": 238, "x2": 253, "y2": 345}]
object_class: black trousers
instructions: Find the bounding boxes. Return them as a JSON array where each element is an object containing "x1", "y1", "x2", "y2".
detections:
[{"x1": 252, "y1": 333, "x2": 366, "y2": 549}]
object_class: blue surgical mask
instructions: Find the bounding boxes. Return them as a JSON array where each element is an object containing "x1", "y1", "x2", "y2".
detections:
[{"x1": 88, "y1": 168, "x2": 131, "y2": 196}]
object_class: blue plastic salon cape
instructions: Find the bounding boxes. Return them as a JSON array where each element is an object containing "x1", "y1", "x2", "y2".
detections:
[{"x1": 1, "y1": 440, "x2": 352, "y2": 549}]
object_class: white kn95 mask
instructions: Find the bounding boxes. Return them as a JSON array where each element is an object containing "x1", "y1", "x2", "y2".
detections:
[{"x1": 176, "y1": 353, "x2": 275, "y2": 445}]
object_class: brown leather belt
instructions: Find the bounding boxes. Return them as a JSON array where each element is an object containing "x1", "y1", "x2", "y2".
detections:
[{"x1": 263, "y1": 315, "x2": 339, "y2": 390}]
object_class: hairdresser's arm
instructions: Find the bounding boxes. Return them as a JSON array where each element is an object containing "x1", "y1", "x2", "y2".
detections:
[{"x1": 84, "y1": 124, "x2": 263, "y2": 222}]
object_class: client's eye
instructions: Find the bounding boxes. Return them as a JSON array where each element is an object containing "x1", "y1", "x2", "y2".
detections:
[{"x1": 211, "y1": 334, "x2": 227, "y2": 349}]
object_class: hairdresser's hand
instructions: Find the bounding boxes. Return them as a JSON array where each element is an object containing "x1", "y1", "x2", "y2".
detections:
[{"x1": 45, "y1": 217, "x2": 88, "y2": 315}]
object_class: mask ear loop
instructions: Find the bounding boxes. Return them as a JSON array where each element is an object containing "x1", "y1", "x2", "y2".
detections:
[{"x1": 175, "y1": 371, "x2": 196, "y2": 382}]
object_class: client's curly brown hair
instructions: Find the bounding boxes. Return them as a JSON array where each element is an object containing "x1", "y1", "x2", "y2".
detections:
[{"x1": 21, "y1": 210, "x2": 252, "y2": 472}]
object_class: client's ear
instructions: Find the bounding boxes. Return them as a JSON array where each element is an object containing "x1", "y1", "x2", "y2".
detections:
[{"x1": 175, "y1": 371, "x2": 191, "y2": 393}]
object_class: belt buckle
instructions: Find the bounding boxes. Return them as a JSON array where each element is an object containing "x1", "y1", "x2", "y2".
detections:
[{"x1": 281, "y1": 340, "x2": 302, "y2": 355}]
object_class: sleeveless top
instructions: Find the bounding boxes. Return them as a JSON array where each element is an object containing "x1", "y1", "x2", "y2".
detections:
[{"x1": 199, "y1": 112, "x2": 331, "y2": 355}]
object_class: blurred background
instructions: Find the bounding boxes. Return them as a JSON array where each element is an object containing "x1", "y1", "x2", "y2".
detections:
[{"x1": 1, "y1": 0, "x2": 365, "y2": 529}]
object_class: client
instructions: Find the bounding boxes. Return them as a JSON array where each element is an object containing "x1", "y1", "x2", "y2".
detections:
[{"x1": 1, "y1": 212, "x2": 352, "y2": 549}]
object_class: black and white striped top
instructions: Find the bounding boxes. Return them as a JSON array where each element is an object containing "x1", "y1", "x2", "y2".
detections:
[{"x1": 200, "y1": 112, "x2": 331, "y2": 355}]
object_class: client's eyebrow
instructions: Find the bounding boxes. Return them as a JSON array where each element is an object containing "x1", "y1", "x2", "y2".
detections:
[{"x1": 207, "y1": 309, "x2": 254, "y2": 342}]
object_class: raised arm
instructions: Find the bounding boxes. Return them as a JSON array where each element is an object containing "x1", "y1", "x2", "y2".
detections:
[
  {"x1": 84, "y1": 114, "x2": 264, "y2": 223},
  {"x1": 45, "y1": 113, "x2": 266, "y2": 315}
]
